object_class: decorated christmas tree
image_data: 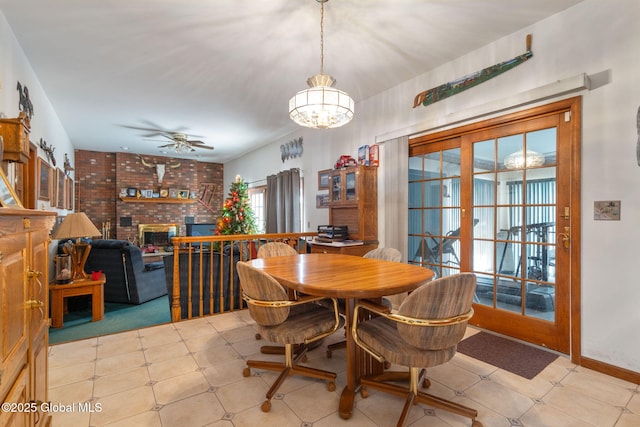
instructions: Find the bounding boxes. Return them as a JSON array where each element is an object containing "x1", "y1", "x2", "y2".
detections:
[{"x1": 216, "y1": 175, "x2": 257, "y2": 235}]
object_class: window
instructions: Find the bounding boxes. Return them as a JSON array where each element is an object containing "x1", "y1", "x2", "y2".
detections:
[{"x1": 248, "y1": 186, "x2": 266, "y2": 233}]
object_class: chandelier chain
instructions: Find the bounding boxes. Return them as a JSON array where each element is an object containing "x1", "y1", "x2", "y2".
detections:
[{"x1": 319, "y1": 0, "x2": 324, "y2": 75}]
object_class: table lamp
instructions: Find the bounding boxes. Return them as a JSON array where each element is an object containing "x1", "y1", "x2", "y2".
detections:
[{"x1": 52, "y1": 212, "x2": 102, "y2": 280}]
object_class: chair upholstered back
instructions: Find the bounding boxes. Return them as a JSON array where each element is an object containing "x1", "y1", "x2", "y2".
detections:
[
  {"x1": 237, "y1": 262, "x2": 290, "y2": 326},
  {"x1": 363, "y1": 247, "x2": 402, "y2": 262},
  {"x1": 257, "y1": 242, "x2": 298, "y2": 258},
  {"x1": 396, "y1": 273, "x2": 476, "y2": 351}
]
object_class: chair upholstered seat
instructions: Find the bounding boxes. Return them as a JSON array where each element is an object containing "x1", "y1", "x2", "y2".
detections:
[
  {"x1": 256, "y1": 304, "x2": 343, "y2": 345},
  {"x1": 355, "y1": 317, "x2": 457, "y2": 368}
]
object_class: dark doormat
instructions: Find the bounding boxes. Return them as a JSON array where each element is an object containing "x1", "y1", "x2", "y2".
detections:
[{"x1": 456, "y1": 332, "x2": 559, "y2": 379}]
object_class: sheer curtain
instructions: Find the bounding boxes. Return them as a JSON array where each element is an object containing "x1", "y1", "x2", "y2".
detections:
[{"x1": 266, "y1": 168, "x2": 301, "y2": 233}]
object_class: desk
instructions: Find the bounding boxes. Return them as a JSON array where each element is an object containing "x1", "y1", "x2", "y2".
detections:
[
  {"x1": 50, "y1": 274, "x2": 106, "y2": 328},
  {"x1": 247, "y1": 253, "x2": 434, "y2": 419}
]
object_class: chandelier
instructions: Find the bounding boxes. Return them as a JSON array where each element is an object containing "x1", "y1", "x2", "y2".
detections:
[
  {"x1": 503, "y1": 149, "x2": 545, "y2": 169},
  {"x1": 289, "y1": 0, "x2": 354, "y2": 129}
]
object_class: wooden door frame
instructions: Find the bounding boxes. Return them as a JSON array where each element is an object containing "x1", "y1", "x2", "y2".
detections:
[{"x1": 410, "y1": 97, "x2": 581, "y2": 364}]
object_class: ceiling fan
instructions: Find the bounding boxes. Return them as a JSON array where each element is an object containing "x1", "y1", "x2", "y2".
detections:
[{"x1": 121, "y1": 121, "x2": 214, "y2": 153}]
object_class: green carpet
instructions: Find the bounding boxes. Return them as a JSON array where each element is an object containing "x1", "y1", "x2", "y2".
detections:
[{"x1": 49, "y1": 296, "x2": 171, "y2": 345}]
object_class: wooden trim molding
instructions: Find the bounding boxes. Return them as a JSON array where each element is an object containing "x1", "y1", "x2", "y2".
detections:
[{"x1": 580, "y1": 356, "x2": 640, "y2": 385}]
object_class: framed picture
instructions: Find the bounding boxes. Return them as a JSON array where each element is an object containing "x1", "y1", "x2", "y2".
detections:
[
  {"x1": 178, "y1": 189, "x2": 189, "y2": 199},
  {"x1": 143, "y1": 189, "x2": 153, "y2": 198},
  {"x1": 316, "y1": 193, "x2": 329, "y2": 208},
  {"x1": 37, "y1": 157, "x2": 51, "y2": 201},
  {"x1": 0, "y1": 168, "x2": 23, "y2": 208},
  {"x1": 127, "y1": 188, "x2": 137, "y2": 197},
  {"x1": 65, "y1": 177, "x2": 74, "y2": 210},
  {"x1": 318, "y1": 169, "x2": 331, "y2": 190},
  {"x1": 169, "y1": 188, "x2": 179, "y2": 198},
  {"x1": 56, "y1": 168, "x2": 66, "y2": 208},
  {"x1": 159, "y1": 189, "x2": 168, "y2": 198}
]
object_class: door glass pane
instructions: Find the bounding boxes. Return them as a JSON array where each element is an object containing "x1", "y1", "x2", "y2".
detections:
[
  {"x1": 472, "y1": 128, "x2": 557, "y2": 321},
  {"x1": 473, "y1": 139, "x2": 495, "y2": 173},
  {"x1": 408, "y1": 145, "x2": 460, "y2": 279}
]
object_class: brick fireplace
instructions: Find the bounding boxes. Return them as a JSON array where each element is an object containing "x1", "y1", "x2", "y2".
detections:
[{"x1": 74, "y1": 150, "x2": 224, "y2": 241}]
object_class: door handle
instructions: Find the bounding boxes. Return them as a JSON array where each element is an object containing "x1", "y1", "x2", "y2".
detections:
[{"x1": 557, "y1": 227, "x2": 570, "y2": 248}]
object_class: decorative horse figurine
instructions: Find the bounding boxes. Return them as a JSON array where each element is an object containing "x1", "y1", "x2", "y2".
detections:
[{"x1": 16, "y1": 81, "x2": 34, "y2": 120}]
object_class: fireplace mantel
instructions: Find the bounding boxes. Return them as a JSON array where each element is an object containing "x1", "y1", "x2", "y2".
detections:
[{"x1": 120, "y1": 196, "x2": 197, "y2": 204}]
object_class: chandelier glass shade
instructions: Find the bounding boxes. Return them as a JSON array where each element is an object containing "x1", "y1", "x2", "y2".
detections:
[
  {"x1": 289, "y1": 74, "x2": 354, "y2": 129},
  {"x1": 503, "y1": 149, "x2": 545, "y2": 169},
  {"x1": 289, "y1": 0, "x2": 354, "y2": 129}
]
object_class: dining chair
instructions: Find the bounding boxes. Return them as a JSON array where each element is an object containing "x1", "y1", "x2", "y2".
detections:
[
  {"x1": 257, "y1": 241, "x2": 298, "y2": 258},
  {"x1": 255, "y1": 242, "x2": 299, "y2": 354},
  {"x1": 237, "y1": 261, "x2": 344, "y2": 412},
  {"x1": 351, "y1": 273, "x2": 481, "y2": 427},
  {"x1": 326, "y1": 247, "x2": 402, "y2": 358}
]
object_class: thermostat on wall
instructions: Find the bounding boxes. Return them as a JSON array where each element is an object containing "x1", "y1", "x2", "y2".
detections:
[{"x1": 594, "y1": 200, "x2": 621, "y2": 220}]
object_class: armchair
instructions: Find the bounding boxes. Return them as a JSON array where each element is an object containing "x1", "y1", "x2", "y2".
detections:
[
  {"x1": 237, "y1": 262, "x2": 343, "y2": 412},
  {"x1": 83, "y1": 239, "x2": 167, "y2": 304},
  {"x1": 326, "y1": 247, "x2": 402, "y2": 358},
  {"x1": 352, "y1": 273, "x2": 481, "y2": 427}
]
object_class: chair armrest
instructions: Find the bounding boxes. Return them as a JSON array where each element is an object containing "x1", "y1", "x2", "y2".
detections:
[{"x1": 352, "y1": 301, "x2": 474, "y2": 363}]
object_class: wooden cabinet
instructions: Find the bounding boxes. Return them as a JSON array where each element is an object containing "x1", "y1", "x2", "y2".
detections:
[
  {"x1": 0, "y1": 208, "x2": 55, "y2": 427},
  {"x1": 0, "y1": 113, "x2": 31, "y2": 164},
  {"x1": 328, "y1": 165, "x2": 378, "y2": 242},
  {"x1": 309, "y1": 242, "x2": 378, "y2": 256}
]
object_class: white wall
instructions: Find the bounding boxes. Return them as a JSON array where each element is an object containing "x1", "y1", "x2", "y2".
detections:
[
  {"x1": 0, "y1": 12, "x2": 74, "y2": 213},
  {"x1": 225, "y1": 0, "x2": 640, "y2": 373}
]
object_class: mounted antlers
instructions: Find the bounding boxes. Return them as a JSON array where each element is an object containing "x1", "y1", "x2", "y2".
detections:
[{"x1": 138, "y1": 155, "x2": 181, "y2": 184}]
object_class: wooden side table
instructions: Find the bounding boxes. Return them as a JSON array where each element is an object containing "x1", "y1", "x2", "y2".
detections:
[{"x1": 50, "y1": 273, "x2": 106, "y2": 328}]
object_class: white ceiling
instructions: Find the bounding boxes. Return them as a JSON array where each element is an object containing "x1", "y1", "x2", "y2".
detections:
[{"x1": 0, "y1": 0, "x2": 583, "y2": 163}]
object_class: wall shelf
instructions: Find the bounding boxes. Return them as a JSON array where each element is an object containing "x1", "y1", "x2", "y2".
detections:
[{"x1": 119, "y1": 196, "x2": 197, "y2": 204}]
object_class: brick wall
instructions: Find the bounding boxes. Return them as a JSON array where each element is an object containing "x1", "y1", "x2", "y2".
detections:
[{"x1": 74, "y1": 150, "x2": 224, "y2": 241}]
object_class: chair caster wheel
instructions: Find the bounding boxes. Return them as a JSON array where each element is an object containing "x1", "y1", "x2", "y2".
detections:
[
  {"x1": 242, "y1": 367, "x2": 251, "y2": 377},
  {"x1": 301, "y1": 355, "x2": 308, "y2": 363},
  {"x1": 255, "y1": 333, "x2": 262, "y2": 340},
  {"x1": 326, "y1": 350, "x2": 332, "y2": 358},
  {"x1": 471, "y1": 420, "x2": 483, "y2": 427},
  {"x1": 422, "y1": 378, "x2": 431, "y2": 388},
  {"x1": 261, "y1": 400, "x2": 271, "y2": 412},
  {"x1": 383, "y1": 361, "x2": 391, "y2": 369},
  {"x1": 360, "y1": 387, "x2": 369, "y2": 398},
  {"x1": 327, "y1": 381, "x2": 336, "y2": 392}
]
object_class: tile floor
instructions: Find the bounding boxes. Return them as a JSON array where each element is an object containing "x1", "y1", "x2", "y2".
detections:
[{"x1": 48, "y1": 310, "x2": 640, "y2": 427}]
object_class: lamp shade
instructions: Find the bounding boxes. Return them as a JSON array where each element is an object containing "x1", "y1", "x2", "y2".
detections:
[{"x1": 52, "y1": 212, "x2": 102, "y2": 240}]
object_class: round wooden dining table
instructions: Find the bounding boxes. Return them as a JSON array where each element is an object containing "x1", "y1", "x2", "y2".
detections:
[{"x1": 247, "y1": 253, "x2": 434, "y2": 419}]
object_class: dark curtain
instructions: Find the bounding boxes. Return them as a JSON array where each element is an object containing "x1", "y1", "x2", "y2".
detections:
[{"x1": 266, "y1": 168, "x2": 301, "y2": 233}]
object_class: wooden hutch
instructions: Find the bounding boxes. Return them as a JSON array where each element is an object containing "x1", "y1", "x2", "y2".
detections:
[
  {"x1": 0, "y1": 208, "x2": 56, "y2": 427},
  {"x1": 311, "y1": 165, "x2": 378, "y2": 256}
]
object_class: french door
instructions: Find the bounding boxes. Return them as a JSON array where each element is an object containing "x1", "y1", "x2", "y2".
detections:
[{"x1": 409, "y1": 98, "x2": 580, "y2": 353}]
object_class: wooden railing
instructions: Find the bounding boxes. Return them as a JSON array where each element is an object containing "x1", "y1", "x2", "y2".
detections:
[{"x1": 167, "y1": 232, "x2": 317, "y2": 322}]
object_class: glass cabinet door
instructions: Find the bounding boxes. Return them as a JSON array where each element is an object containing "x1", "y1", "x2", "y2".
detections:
[
  {"x1": 331, "y1": 174, "x2": 342, "y2": 202},
  {"x1": 345, "y1": 171, "x2": 356, "y2": 201}
]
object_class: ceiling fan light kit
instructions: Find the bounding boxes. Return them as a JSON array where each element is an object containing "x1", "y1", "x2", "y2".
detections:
[{"x1": 289, "y1": 0, "x2": 354, "y2": 129}]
